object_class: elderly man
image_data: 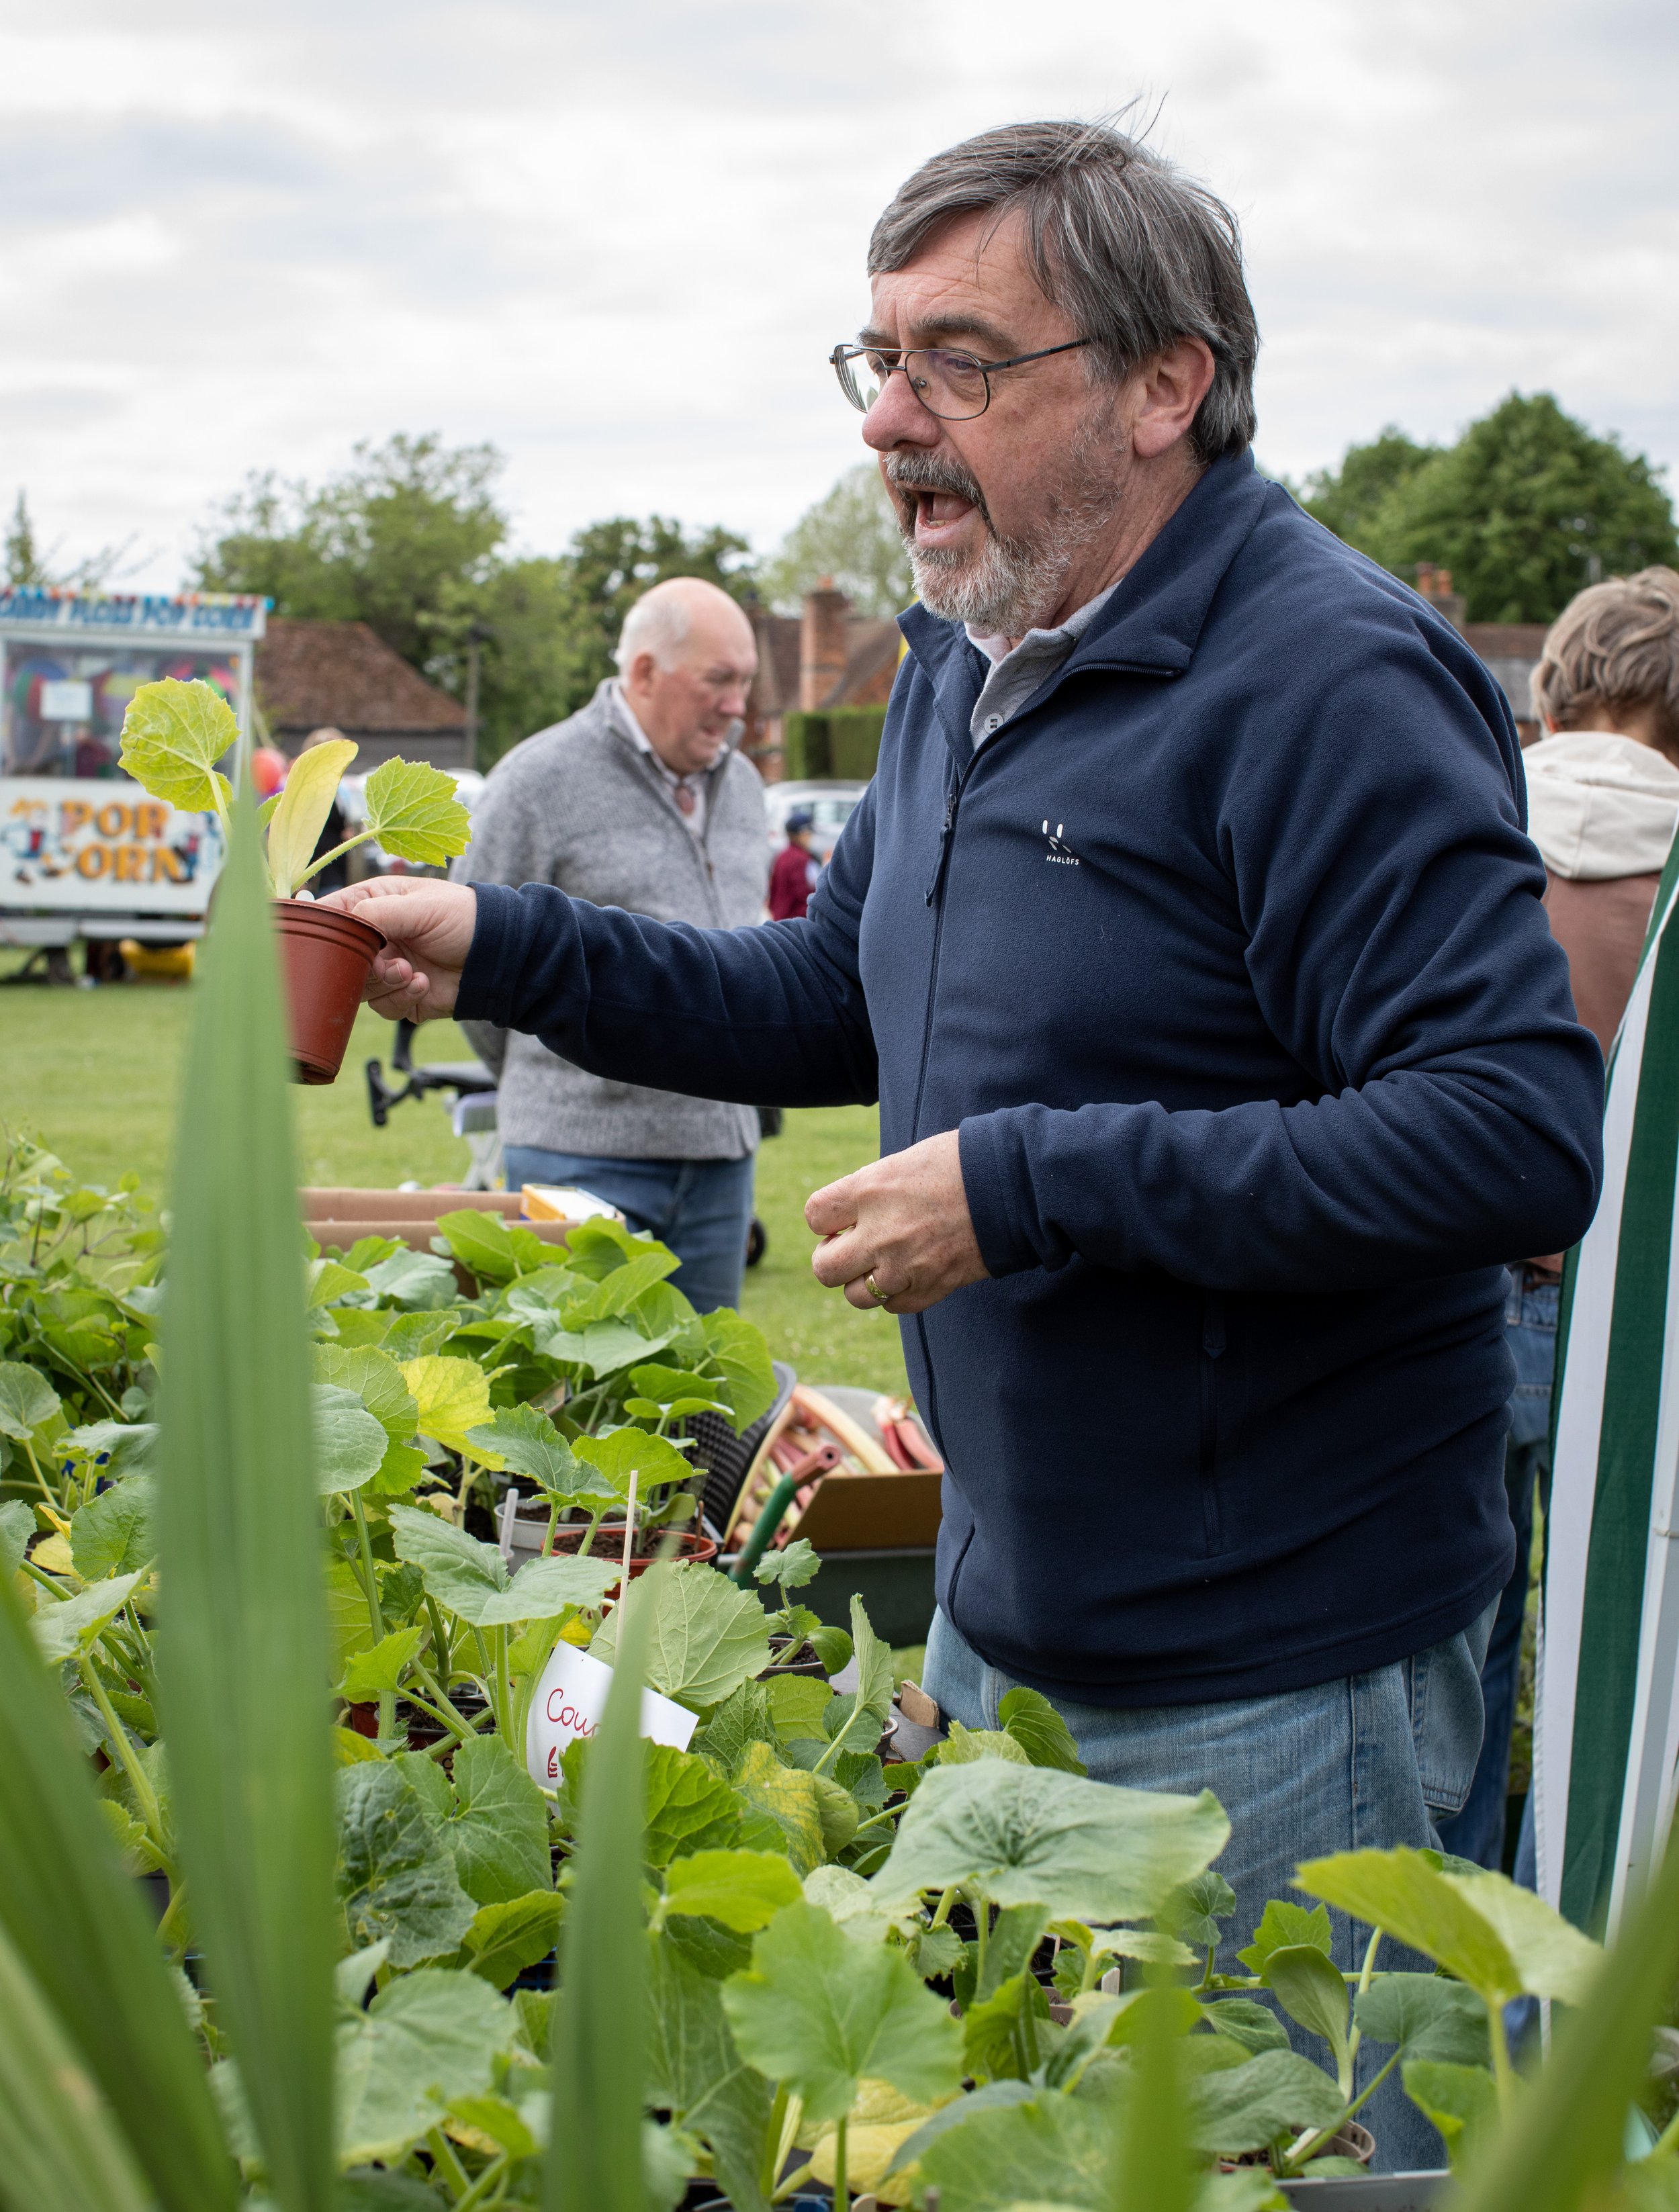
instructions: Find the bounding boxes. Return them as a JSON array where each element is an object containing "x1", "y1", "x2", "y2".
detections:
[
  {"x1": 451, "y1": 575, "x2": 768, "y2": 1311},
  {"x1": 332, "y1": 122, "x2": 1601, "y2": 2158}
]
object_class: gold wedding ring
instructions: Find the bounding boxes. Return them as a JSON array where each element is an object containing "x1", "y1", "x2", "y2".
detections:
[{"x1": 866, "y1": 1273, "x2": 892, "y2": 1305}]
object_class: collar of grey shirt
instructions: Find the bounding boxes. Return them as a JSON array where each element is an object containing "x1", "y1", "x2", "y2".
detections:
[{"x1": 966, "y1": 578, "x2": 1120, "y2": 749}]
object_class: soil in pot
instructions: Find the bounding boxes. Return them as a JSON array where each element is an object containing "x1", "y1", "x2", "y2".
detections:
[
  {"x1": 347, "y1": 1684, "x2": 489, "y2": 1753},
  {"x1": 760, "y1": 1632, "x2": 830, "y2": 1679},
  {"x1": 274, "y1": 898, "x2": 385, "y2": 1084},
  {"x1": 545, "y1": 1520, "x2": 717, "y2": 1597}
]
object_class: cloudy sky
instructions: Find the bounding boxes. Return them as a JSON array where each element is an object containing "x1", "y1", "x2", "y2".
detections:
[{"x1": 3, "y1": 0, "x2": 1675, "y2": 592}]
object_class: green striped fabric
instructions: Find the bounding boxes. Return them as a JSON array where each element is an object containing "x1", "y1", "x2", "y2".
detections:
[{"x1": 1537, "y1": 830, "x2": 1679, "y2": 1937}]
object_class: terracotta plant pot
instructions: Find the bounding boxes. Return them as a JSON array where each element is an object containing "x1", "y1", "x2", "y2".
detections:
[
  {"x1": 547, "y1": 1521, "x2": 718, "y2": 1598},
  {"x1": 274, "y1": 899, "x2": 385, "y2": 1085}
]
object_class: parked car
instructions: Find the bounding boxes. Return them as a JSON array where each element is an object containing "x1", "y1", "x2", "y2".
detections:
[{"x1": 762, "y1": 779, "x2": 867, "y2": 860}]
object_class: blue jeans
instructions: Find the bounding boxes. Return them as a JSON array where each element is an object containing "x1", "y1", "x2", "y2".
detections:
[
  {"x1": 500, "y1": 1148, "x2": 755, "y2": 1314},
  {"x1": 1437, "y1": 1269, "x2": 1558, "y2": 1872},
  {"x1": 924, "y1": 1602, "x2": 1496, "y2": 2172}
]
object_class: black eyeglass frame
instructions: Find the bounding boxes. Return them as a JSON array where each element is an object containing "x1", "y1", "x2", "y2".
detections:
[{"x1": 829, "y1": 336, "x2": 1094, "y2": 420}]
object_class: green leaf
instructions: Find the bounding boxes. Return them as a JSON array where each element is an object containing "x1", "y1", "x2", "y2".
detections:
[
  {"x1": 768, "y1": 1671, "x2": 833, "y2": 1745},
  {"x1": 815, "y1": 1593, "x2": 895, "y2": 1767},
  {"x1": 71, "y1": 1477, "x2": 156, "y2": 1580},
  {"x1": 1261, "y1": 1945, "x2": 1350, "y2": 2091},
  {"x1": 665, "y1": 1849, "x2": 803, "y2": 1932},
  {"x1": 1295, "y1": 1848, "x2": 1525, "y2": 2005},
  {"x1": 1201, "y1": 1996, "x2": 1292, "y2": 2056},
  {"x1": 907, "y1": 2084, "x2": 1109, "y2": 2211},
  {"x1": 873, "y1": 1757, "x2": 1230, "y2": 1921},
  {"x1": 631, "y1": 1363, "x2": 730, "y2": 1413},
  {"x1": 532, "y1": 1317, "x2": 676, "y2": 1376},
  {"x1": 434, "y1": 1207, "x2": 546, "y2": 1286},
  {"x1": 645, "y1": 1935, "x2": 776, "y2": 2212},
  {"x1": 334, "y1": 1965, "x2": 516, "y2": 2165},
  {"x1": 644, "y1": 1743, "x2": 742, "y2": 1868},
  {"x1": 151, "y1": 793, "x2": 335, "y2": 2212},
  {"x1": 699, "y1": 1309, "x2": 776, "y2": 1431},
  {"x1": 732, "y1": 1741, "x2": 827, "y2": 1876},
  {"x1": 939, "y1": 1720, "x2": 1032, "y2": 1766},
  {"x1": 692, "y1": 1679, "x2": 777, "y2": 1771},
  {"x1": 754, "y1": 1534, "x2": 820, "y2": 1590},
  {"x1": 305, "y1": 1255, "x2": 370, "y2": 1309},
  {"x1": 313, "y1": 1342, "x2": 420, "y2": 1468},
  {"x1": 1352, "y1": 1973, "x2": 1490, "y2": 2068},
  {"x1": 312, "y1": 1381, "x2": 390, "y2": 1493},
  {"x1": 0, "y1": 1358, "x2": 61, "y2": 1440},
  {"x1": 574, "y1": 1424, "x2": 699, "y2": 1500},
  {"x1": 361, "y1": 755, "x2": 473, "y2": 866},
  {"x1": 32, "y1": 1571, "x2": 144, "y2": 1665},
  {"x1": 1402, "y1": 2059, "x2": 1498, "y2": 2168},
  {"x1": 721, "y1": 1898, "x2": 964, "y2": 2123},
  {"x1": 563, "y1": 1248, "x2": 683, "y2": 1326},
  {"x1": 1234, "y1": 1897, "x2": 1330, "y2": 1975},
  {"x1": 62, "y1": 1420, "x2": 159, "y2": 1477},
  {"x1": 1442, "y1": 1865, "x2": 1602, "y2": 2007},
  {"x1": 264, "y1": 735, "x2": 357, "y2": 896},
  {"x1": 592, "y1": 1561, "x2": 771, "y2": 1710},
  {"x1": 116, "y1": 676, "x2": 234, "y2": 818},
  {"x1": 0, "y1": 1913, "x2": 156, "y2": 2212},
  {"x1": 459, "y1": 1891, "x2": 563, "y2": 1989},
  {"x1": 367, "y1": 1252, "x2": 459, "y2": 1314},
  {"x1": 338, "y1": 1624, "x2": 424, "y2": 1700},
  {"x1": 547, "y1": 1538, "x2": 666, "y2": 2212},
  {"x1": 447, "y1": 1735, "x2": 552, "y2": 1905},
  {"x1": 1187, "y1": 2047, "x2": 1347, "y2": 2156},
  {"x1": 467, "y1": 1402, "x2": 590, "y2": 1497},
  {"x1": 0, "y1": 1500, "x2": 32, "y2": 1583},
  {"x1": 997, "y1": 1686, "x2": 1087, "y2": 1774},
  {"x1": 338, "y1": 1762, "x2": 477, "y2": 1968},
  {"x1": 401, "y1": 1355, "x2": 500, "y2": 1459},
  {"x1": 1160, "y1": 1869, "x2": 1237, "y2": 1953},
  {"x1": 388, "y1": 1500, "x2": 615, "y2": 1624}
]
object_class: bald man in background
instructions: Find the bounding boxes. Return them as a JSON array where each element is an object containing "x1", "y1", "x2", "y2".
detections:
[{"x1": 453, "y1": 577, "x2": 770, "y2": 1309}]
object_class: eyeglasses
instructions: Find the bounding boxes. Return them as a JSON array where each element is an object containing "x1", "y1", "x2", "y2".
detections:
[{"x1": 830, "y1": 337, "x2": 1093, "y2": 422}]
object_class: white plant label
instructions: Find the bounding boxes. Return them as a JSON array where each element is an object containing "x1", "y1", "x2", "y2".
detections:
[{"x1": 526, "y1": 1641, "x2": 696, "y2": 1784}]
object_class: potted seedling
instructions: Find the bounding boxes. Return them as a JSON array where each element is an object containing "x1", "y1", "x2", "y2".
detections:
[
  {"x1": 118, "y1": 676, "x2": 471, "y2": 1080},
  {"x1": 753, "y1": 1536, "x2": 854, "y2": 1676}
]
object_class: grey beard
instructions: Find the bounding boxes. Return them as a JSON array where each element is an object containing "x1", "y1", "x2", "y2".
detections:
[{"x1": 885, "y1": 430, "x2": 1124, "y2": 636}]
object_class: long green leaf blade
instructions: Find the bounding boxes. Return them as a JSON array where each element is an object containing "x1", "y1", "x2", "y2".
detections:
[
  {"x1": 156, "y1": 795, "x2": 337, "y2": 2212},
  {"x1": 0, "y1": 1571, "x2": 236, "y2": 2212},
  {"x1": 547, "y1": 1563, "x2": 662, "y2": 2212},
  {"x1": 0, "y1": 1915, "x2": 155, "y2": 2212},
  {"x1": 1453, "y1": 1827, "x2": 1679, "y2": 2212}
]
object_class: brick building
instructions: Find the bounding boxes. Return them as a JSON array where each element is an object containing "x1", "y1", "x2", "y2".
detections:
[{"x1": 743, "y1": 583, "x2": 901, "y2": 778}]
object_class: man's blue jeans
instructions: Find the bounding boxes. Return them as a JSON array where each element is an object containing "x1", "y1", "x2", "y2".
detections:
[
  {"x1": 501, "y1": 1148, "x2": 755, "y2": 1314},
  {"x1": 924, "y1": 1602, "x2": 1496, "y2": 2172},
  {"x1": 1437, "y1": 1269, "x2": 1558, "y2": 1871}
]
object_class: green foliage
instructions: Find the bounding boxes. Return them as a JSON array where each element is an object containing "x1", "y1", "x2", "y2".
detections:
[
  {"x1": 996, "y1": 1685, "x2": 1087, "y2": 1774},
  {"x1": 116, "y1": 677, "x2": 236, "y2": 824},
  {"x1": 153, "y1": 796, "x2": 338, "y2": 2212},
  {"x1": 782, "y1": 708, "x2": 888, "y2": 782},
  {"x1": 592, "y1": 1561, "x2": 772, "y2": 1711},
  {"x1": 760, "y1": 463, "x2": 912, "y2": 620},
  {"x1": 1302, "y1": 393, "x2": 1679, "y2": 622},
  {"x1": 722, "y1": 1898, "x2": 963, "y2": 2121}
]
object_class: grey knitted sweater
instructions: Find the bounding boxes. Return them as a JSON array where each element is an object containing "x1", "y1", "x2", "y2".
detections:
[{"x1": 451, "y1": 681, "x2": 769, "y2": 1160}]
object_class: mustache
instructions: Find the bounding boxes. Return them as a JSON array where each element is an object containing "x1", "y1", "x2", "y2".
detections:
[{"x1": 882, "y1": 451, "x2": 993, "y2": 532}]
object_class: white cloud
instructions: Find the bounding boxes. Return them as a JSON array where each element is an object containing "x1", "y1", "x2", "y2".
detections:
[{"x1": 1, "y1": 0, "x2": 1674, "y2": 590}]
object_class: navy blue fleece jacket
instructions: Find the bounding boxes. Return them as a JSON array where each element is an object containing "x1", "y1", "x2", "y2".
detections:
[{"x1": 459, "y1": 451, "x2": 1603, "y2": 1705}]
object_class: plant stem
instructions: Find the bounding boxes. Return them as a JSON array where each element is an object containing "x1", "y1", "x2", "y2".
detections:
[
  {"x1": 81, "y1": 1652, "x2": 165, "y2": 1849},
  {"x1": 426, "y1": 1596, "x2": 455, "y2": 1679},
  {"x1": 453, "y1": 2152, "x2": 510, "y2": 2211},
  {"x1": 931, "y1": 1884, "x2": 958, "y2": 1929},
  {"x1": 576, "y1": 1505, "x2": 607, "y2": 1559},
  {"x1": 974, "y1": 1898, "x2": 989, "y2": 1988},
  {"x1": 1488, "y1": 1993, "x2": 1516, "y2": 2113},
  {"x1": 1277, "y1": 2051, "x2": 1400, "y2": 2175},
  {"x1": 349, "y1": 1488, "x2": 394, "y2": 1741},
  {"x1": 541, "y1": 1497, "x2": 561, "y2": 1556},
  {"x1": 1345, "y1": 1925, "x2": 1383, "y2": 2074},
  {"x1": 494, "y1": 1623, "x2": 512, "y2": 1741},
  {"x1": 833, "y1": 2114, "x2": 848, "y2": 2212},
  {"x1": 425, "y1": 2125, "x2": 474, "y2": 2202}
]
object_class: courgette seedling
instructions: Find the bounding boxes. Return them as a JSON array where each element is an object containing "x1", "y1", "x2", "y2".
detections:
[{"x1": 118, "y1": 676, "x2": 471, "y2": 898}]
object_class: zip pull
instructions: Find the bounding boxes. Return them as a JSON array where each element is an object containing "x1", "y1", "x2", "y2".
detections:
[
  {"x1": 1201, "y1": 1296, "x2": 1226, "y2": 1359},
  {"x1": 924, "y1": 789, "x2": 959, "y2": 906}
]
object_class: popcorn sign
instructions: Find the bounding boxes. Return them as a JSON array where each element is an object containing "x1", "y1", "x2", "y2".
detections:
[{"x1": 525, "y1": 1643, "x2": 696, "y2": 1785}]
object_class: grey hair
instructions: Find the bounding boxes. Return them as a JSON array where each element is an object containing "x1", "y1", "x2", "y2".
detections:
[
  {"x1": 1532, "y1": 567, "x2": 1679, "y2": 757},
  {"x1": 868, "y1": 118, "x2": 1258, "y2": 465},
  {"x1": 615, "y1": 590, "x2": 692, "y2": 673}
]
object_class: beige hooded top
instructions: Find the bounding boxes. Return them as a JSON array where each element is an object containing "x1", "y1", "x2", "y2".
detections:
[{"x1": 1523, "y1": 731, "x2": 1679, "y2": 1056}]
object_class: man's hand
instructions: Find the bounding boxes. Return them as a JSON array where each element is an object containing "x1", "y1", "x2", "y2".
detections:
[
  {"x1": 320, "y1": 878, "x2": 478, "y2": 1021},
  {"x1": 806, "y1": 1130, "x2": 989, "y2": 1314}
]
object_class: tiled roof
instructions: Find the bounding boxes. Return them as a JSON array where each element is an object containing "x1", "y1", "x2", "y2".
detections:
[
  {"x1": 821, "y1": 619, "x2": 900, "y2": 708},
  {"x1": 255, "y1": 618, "x2": 467, "y2": 737}
]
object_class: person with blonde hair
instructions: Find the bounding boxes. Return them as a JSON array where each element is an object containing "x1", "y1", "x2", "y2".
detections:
[{"x1": 1439, "y1": 566, "x2": 1679, "y2": 1872}]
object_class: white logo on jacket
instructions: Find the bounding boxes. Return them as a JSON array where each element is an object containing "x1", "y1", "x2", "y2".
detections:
[{"x1": 1042, "y1": 821, "x2": 1079, "y2": 866}]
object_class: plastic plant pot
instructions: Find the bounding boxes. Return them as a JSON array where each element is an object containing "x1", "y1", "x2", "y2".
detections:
[{"x1": 274, "y1": 898, "x2": 385, "y2": 1085}]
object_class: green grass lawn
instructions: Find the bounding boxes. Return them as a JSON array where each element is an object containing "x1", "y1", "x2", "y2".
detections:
[{"x1": 0, "y1": 966, "x2": 909, "y2": 1397}]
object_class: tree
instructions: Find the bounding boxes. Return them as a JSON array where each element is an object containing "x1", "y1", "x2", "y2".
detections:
[
  {"x1": 760, "y1": 463, "x2": 912, "y2": 618},
  {"x1": 1302, "y1": 395, "x2": 1679, "y2": 624},
  {"x1": 193, "y1": 433, "x2": 506, "y2": 669},
  {"x1": 1298, "y1": 429, "x2": 1440, "y2": 546}
]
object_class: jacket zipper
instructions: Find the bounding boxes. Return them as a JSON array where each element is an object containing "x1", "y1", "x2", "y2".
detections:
[
  {"x1": 1199, "y1": 1294, "x2": 1226, "y2": 1551},
  {"x1": 908, "y1": 758, "x2": 975, "y2": 1142}
]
